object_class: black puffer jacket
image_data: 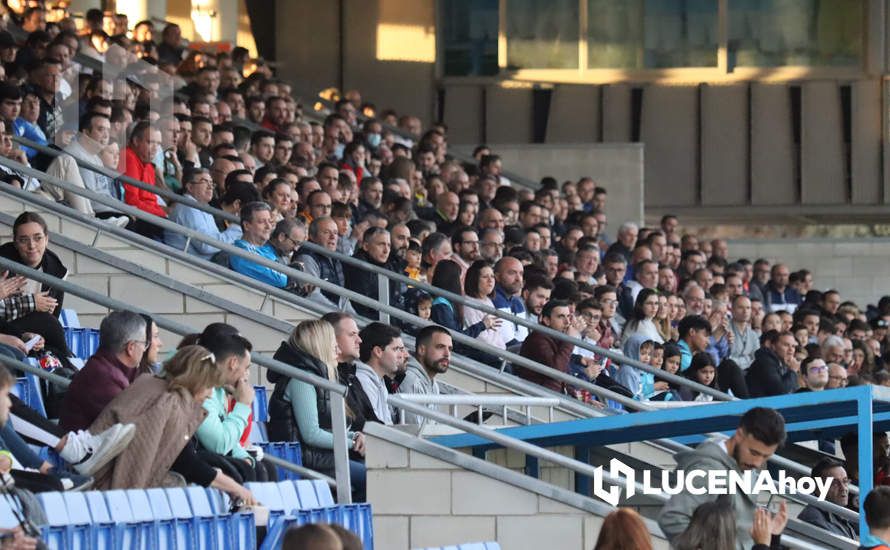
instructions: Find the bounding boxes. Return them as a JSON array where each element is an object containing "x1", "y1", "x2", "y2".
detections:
[{"x1": 0, "y1": 242, "x2": 68, "y2": 316}]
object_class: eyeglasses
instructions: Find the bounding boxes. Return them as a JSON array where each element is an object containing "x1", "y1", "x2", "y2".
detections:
[{"x1": 14, "y1": 234, "x2": 45, "y2": 246}]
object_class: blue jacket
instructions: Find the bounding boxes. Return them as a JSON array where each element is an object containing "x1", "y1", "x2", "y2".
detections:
[{"x1": 230, "y1": 239, "x2": 287, "y2": 288}]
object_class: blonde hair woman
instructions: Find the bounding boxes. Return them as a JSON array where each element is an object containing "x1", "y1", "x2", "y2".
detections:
[
  {"x1": 267, "y1": 320, "x2": 367, "y2": 501},
  {"x1": 89, "y1": 345, "x2": 256, "y2": 506}
]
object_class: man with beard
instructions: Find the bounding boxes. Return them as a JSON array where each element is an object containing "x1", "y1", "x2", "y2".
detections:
[
  {"x1": 797, "y1": 458, "x2": 857, "y2": 539},
  {"x1": 450, "y1": 226, "x2": 480, "y2": 276},
  {"x1": 398, "y1": 326, "x2": 452, "y2": 425},
  {"x1": 343, "y1": 227, "x2": 403, "y2": 320},
  {"x1": 492, "y1": 256, "x2": 525, "y2": 346},
  {"x1": 659, "y1": 407, "x2": 788, "y2": 550},
  {"x1": 389, "y1": 223, "x2": 410, "y2": 268},
  {"x1": 746, "y1": 330, "x2": 800, "y2": 397},
  {"x1": 355, "y1": 323, "x2": 404, "y2": 425},
  {"x1": 516, "y1": 275, "x2": 553, "y2": 343},
  {"x1": 517, "y1": 300, "x2": 581, "y2": 393}
]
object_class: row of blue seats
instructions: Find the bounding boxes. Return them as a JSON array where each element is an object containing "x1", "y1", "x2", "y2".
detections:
[
  {"x1": 6, "y1": 485, "x2": 255, "y2": 550},
  {"x1": 246, "y1": 480, "x2": 373, "y2": 550},
  {"x1": 63, "y1": 328, "x2": 100, "y2": 362},
  {"x1": 12, "y1": 373, "x2": 46, "y2": 418},
  {"x1": 16, "y1": 479, "x2": 370, "y2": 550}
]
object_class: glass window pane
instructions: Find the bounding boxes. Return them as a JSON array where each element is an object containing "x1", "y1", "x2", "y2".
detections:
[
  {"x1": 440, "y1": 0, "x2": 499, "y2": 76},
  {"x1": 587, "y1": 0, "x2": 718, "y2": 69},
  {"x1": 506, "y1": 0, "x2": 580, "y2": 69},
  {"x1": 728, "y1": 0, "x2": 864, "y2": 67}
]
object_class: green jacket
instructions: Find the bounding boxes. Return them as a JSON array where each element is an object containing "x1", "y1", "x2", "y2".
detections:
[
  {"x1": 657, "y1": 439, "x2": 757, "y2": 550},
  {"x1": 195, "y1": 387, "x2": 252, "y2": 462}
]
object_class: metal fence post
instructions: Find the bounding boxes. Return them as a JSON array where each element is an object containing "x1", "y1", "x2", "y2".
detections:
[
  {"x1": 377, "y1": 272, "x2": 390, "y2": 324},
  {"x1": 329, "y1": 391, "x2": 353, "y2": 504}
]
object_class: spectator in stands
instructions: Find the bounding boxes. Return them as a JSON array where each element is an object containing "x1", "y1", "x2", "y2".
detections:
[
  {"x1": 137, "y1": 314, "x2": 163, "y2": 375},
  {"x1": 268, "y1": 320, "x2": 366, "y2": 501},
  {"x1": 764, "y1": 263, "x2": 801, "y2": 313},
  {"x1": 678, "y1": 352, "x2": 717, "y2": 402},
  {"x1": 796, "y1": 357, "x2": 829, "y2": 392},
  {"x1": 0, "y1": 83, "x2": 39, "y2": 162},
  {"x1": 157, "y1": 23, "x2": 185, "y2": 65},
  {"x1": 355, "y1": 323, "x2": 403, "y2": 425},
  {"x1": 60, "y1": 310, "x2": 147, "y2": 431},
  {"x1": 192, "y1": 325, "x2": 276, "y2": 482},
  {"x1": 728, "y1": 295, "x2": 759, "y2": 370},
  {"x1": 295, "y1": 217, "x2": 350, "y2": 310},
  {"x1": 120, "y1": 120, "x2": 166, "y2": 239},
  {"x1": 620, "y1": 289, "x2": 664, "y2": 347},
  {"x1": 796, "y1": 457, "x2": 857, "y2": 539},
  {"x1": 606, "y1": 222, "x2": 638, "y2": 262},
  {"x1": 463, "y1": 260, "x2": 507, "y2": 352},
  {"x1": 322, "y1": 312, "x2": 374, "y2": 432},
  {"x1": 343, "y1": 226, "x2": 403, "y2": 321},
  {"x1": 165, "y1": 167, "x2": 242, "y2": 259},
  {"x1": 862, "y1": 486, "x2": 890, "y2": 549},
  {"x1": 23, "y1": 57, "x2": 63, "y2": 142},
  {"x1": 827, "y1": 363, "x2": 848, "y2": 389},
  {"x1": 659, "y1": 407, "x2": 786, "y2": 549},
  {"x1": 492, "y1": 256, "x2": 525, "y2": 345},
  {"x1": 282, "y1": 523, "x2": 343, "y2": 550},
  {"x1": 746, "y1": 330, "x2": 800, "y2": 397},
  {"x1": 399, "y1": 325, "x2": 452, "y2": 425},
  {"x1": 517, "y1": 300, "x2": 579, "y2": 393},
  {"x1": 430, "y1": 259, "x2": 492, "y2": 339},
  {"x1": 89, "y1": 345, "x2": 255, "y2": 505},
  {"x1": 594, "y1": 508, "x2": 653, "y2": 550},
  {"x1": 673, "y1": 496, "x2": 787, "y2": 550},
  {"x1": 268, "y1": 218, "x2": 306, "y2": 266},
  {"x1": 676, "y1": 315, "x2": 711, "y2": 372},
  {"x1": 420, "y1": 232, "x2": 451, "y2": 281},
  {"x1": 230, "y1": 201, "x2": 287, "y2": 288}
]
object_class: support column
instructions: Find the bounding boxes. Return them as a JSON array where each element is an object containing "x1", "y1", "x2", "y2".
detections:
[{"x1": 191, "y1": 0, "x2": 237, "y2": 43}]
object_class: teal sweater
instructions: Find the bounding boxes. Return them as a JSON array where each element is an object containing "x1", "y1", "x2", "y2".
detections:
[
  {"x1": 284, "y1": 378, "x2": 355, "y2": 450},
  {"x1": 195, "y1": 387, "x2": 252, "y2": 462}
]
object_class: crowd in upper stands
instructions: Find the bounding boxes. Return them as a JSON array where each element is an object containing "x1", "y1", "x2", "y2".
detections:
[{"x1": 0, "y1": 1, "x2": 887, "y2": 547}]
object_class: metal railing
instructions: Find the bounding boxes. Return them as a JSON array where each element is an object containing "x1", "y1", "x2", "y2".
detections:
[
  {"x1": 386, "y1": 395, "x2": 858, "y2": 550},
  {"x1": 1, "y1": 144, "x2": 728, "y2": 403},
  {"x1": 0, "y1": 161, "x2": 848, "y2": 499},
  {"x1": 395, "y1": 394, "x2": 561, "y2": 426},
  {"x1": 0, "y1": 257, "x2": 355, "y2": 503}
]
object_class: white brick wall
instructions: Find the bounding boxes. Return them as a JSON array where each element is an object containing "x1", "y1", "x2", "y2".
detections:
[{"x1": 366, "y1": 429, "x2": 670, "y2": 550}]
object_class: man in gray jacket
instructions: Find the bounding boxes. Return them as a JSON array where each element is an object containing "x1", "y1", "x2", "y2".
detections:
[
  {"x1": 355, "y1": 322, "x2": 403, "y2": 425},
  {"x1": 398, "y1": 325, "x2": 452, "y2": 425},
  {"x1": 729, "y1": 295, "x2": 760, "y2": 370},
  {"x1": 658, "y1": 407, "x2": 786, "y2": 550}
]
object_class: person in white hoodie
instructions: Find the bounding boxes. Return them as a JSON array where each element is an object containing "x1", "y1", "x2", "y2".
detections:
[{"x1": 355, "y1": 323, "x2": 404, "y2": 425}]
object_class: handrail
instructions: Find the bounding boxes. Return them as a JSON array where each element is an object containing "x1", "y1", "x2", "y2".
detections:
[
  {"x1": 2, "y1": 146, "x2": 729, "y2": 402},
  {"x1": 0, "y1": 184, "x2": 612, "y2": 421},
  {"x1": 386, "y1": 396, "x2": 853, "y2": 550},
  {"x1": 395, "y1": 395, "x2": 560, "y2": 406},
  {"x1": 1, "y1": 180, "x2": 851, "y2": 516},
  {"x1": 0, "y1": 352, "x2": 340, "y2": 488},
  {"x1": 0, "y1": 257, "x2": 354, "y2": 502},
  {"x1": 12, "y1": 135, "x2": 241, "y2": 225},
  {"x1": 0, "y1": 166, "x2": 656, "y2": 410}
]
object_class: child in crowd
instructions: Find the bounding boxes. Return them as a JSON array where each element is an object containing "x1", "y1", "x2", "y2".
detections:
[
  {"x1": 404, "y1": 241, "x2": 424, "y2": 282},
  {"x1": 679, "y1": 352, "x2": 717, "y2": 402},
  {"x1": 615, "y1": 335, "x2": 655, "y2": 401}
]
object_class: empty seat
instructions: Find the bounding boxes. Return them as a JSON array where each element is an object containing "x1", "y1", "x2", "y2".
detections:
[
  {"x1": 311, "y1": 479, "x2": 335, "y2": 507},
  {"x1": 252, "y1": 386, "x2": 268, "y2": 422},
  {"x1": 203, "y1": 488, "x2": 256, "y2": 550},
  {"x1": 257, "y1": 511, "x2": 314, "y2": 550},
  {"x1": 80, "y1": 491, "x2": 115, "y2": 549},
  {"x1": 293, "y1": 480, "x2": 319, "y2": 509},
  {"x1": 259, "y1": 442, "x2": 302, "y2": 480},
  {"x1": 59, "y1": 309, "x2": 81, "y2": 328},
  {"x1": 165, "y1": 487, "x2": 214, "y2": 550},
  {"x1": 103, "y1": 489, "x2": 153, "y2": 550},
  {"x1": 59, "y1": 492, "x2": 96, "y2": 550},
  {"x1": 143, "y1": 489, "x2": 179, "y2": 550},
  {"x1": 36, "y1": 492, "x2": 71, "y2": 550},
  {"x1": 124, "y1": 490, "x2": 159, "y2": 550}
]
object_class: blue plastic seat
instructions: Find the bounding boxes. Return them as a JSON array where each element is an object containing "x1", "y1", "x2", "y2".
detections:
[
  {"x1": 257, "y1": 511, "x2": 314, "y2": 550},
  {"x1": 260, "y1": 442, "x2": 302, "y2": 480},
  {"x1": 311, "y1": 479, "x2": 335, "y2": 507},
  {"x1": 293, "y1": 479, "x2": 320, "y2": 509},
  {"x1": 59, "y1": 492, "x2": 95, "y2": 550},
  {"x1": 165, "y1": 487, "x2": 210, "y2": 550},
  {"x1": 203, "y1": 488, "x2": 255, "y2": 550},
  {"x1": 36, "y1": 492, "x2": 71, "y2": 550},
  {"x1": 144, "y1": 489, "x2": 183, "y2": 550},
  {"x1": 249, "y1": 422, "x2": 268, "y2": 444},
  {"x1": 124, "y1": 490, "x2": 160, "y2": 550},
  {"x1": 245, "y1": 481, "x2": 288, "y2": 529},
  {"x1": 104, "y1": 489, "x2": 154, "y2": 550},
  {"x1": 186, "y1": 486, "x2": 232, "y2": 550},
  {"x1": 24, "y1": 373, "x2": 46, "y2": 417},
  {"x1": 253, "y1": 386, "x2": 268, "y2": 422},
  {"x1": 60, "y1": 309, "x2": 81, "y2": 328},
  {"x1": 81, "y1": 491, "x2": 115, "y2": 549}
]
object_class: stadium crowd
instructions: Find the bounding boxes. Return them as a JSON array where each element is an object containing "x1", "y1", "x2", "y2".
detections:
[{"x1": 0, "y1": 1, "x2": 885, "y2": 549}]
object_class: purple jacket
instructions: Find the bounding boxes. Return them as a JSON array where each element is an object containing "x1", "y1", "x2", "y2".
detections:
[{"x1": 60, "y1": 349, "x2": 139, "y2": 432}]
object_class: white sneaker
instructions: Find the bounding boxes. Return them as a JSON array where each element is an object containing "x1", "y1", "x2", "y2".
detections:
[
  {"x1": 107, "y1": 216, "x2": 130, "y2": 228},
  {"x1": 72, "y1": 423, "x2": 137, "y2": 476}
]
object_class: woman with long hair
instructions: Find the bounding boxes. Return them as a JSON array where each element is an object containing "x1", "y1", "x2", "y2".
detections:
[
  {"x1": 462, "y1": 260, "x2": 506, "y2": 350},
  {"x1": 620, "y1": 288, "x2": 664, "y2": 347},
  {"x1": 267, "y1": 319, "x2": 366, "y2": 501},
  {"x1": 673, "y1": 496, "x2": 788, "y2": 550},
  {"x1": 593, "y1": 508, "x2": 652, "y2": 550},
  {"x1": 137, "y1": 314, "x2": 164, "y2": 375},
  {"x1": 261, "y1": 178, "x2": 294, "y2": 223},
  {"x1": 850, "y1": 339, "x2": 876, "y2": 377},
  {"x1": 680, "y1": 352, "x2": 718, "y2": 402},
  {"x1": 430, "y1": 259, "x2": 496, "y2": 337},
  {"x1": 89, "y1": 345, "x2": 256, "y2": 506},
  {"x1": 655, "y1": 292, "x2": 673, "y2": 342}
]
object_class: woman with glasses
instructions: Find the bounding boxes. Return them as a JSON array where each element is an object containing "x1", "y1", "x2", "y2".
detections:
[{"x1": 0, "y1": 211, "x2": 76, "y2": 369}]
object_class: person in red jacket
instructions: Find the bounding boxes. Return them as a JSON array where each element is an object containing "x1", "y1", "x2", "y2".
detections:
[
  {"x1": 516, "y1": 299, "x2": 584, "y2": 393},
  {"x1": 120, "y1": 120, "x2": 167, "y2": 239}
]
